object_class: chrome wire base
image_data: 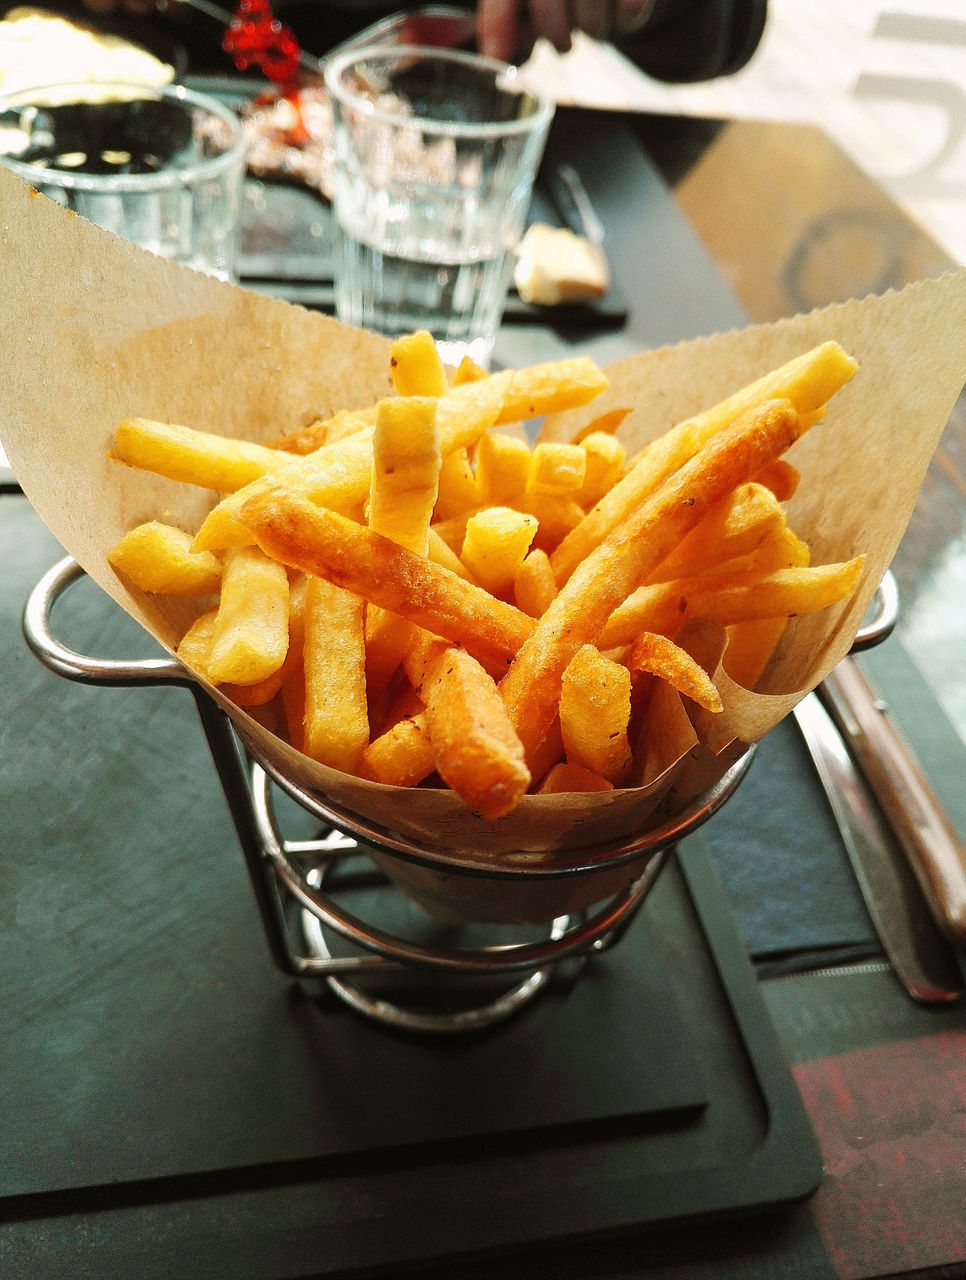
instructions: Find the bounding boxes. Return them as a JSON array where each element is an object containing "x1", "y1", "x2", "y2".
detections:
[
  {"x1": 32, "y1": 553, "x2": 899, "y2": 1033},
  {"x1": 249, "y1": 759, "x2": 666, "y2": 1033},
  {"x1": 299, "y1": 858, "x2": 577, "y2": 1034}
]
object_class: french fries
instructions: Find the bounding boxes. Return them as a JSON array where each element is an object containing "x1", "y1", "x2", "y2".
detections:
[{"x1": 106, "y1": 337, "x2": 867, "y2": 819}]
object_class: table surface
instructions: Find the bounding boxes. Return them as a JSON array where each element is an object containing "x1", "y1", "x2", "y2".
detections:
[{"x1": 2, "y1": 95, "x2": 965, "y2": 1280}]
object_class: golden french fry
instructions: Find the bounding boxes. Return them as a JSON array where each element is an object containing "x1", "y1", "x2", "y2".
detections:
[
  {"x1": 571, "y1": 406, "x2": 631, "y2": 444},
  {"x1": 551, "y1": 340, "x2": 857, "y2": 584},
  {"x1": 491, "y1": 356, "x2": 608, "y2": 424},
  {"x1": 476, "y1": 431, "x2": 531, "y2": 507},
  {"x1": 538, "y1": 762, "x2": 614, "y2": 793},
  {"x1": 559, "y1": 644, "x2": 632, "y2": 784},
  {"x1": 111, "y1": 417, "x2": 291, "y2": 493},
  {"x1": 404, "y1": 633, "x2": 530, "y2": 819},
  {"x1": 208, "y1": 545, "x2": 289, "y2": 685},
  {"x1": 513, "y1": 547, "x2": 558, "y2": 619},
  {"x1": 500, "y1": 398, "x2": 806, "y2": 762},
  {"x1": 648, "y1": 482, "x2": 786, "y2": 584},
  {"x1": 521, "y1": 491, "x2": 587, "y2": 553},
  {"x1": 742, "y1": 526, "x2": 811, "y2": 573},
  {"x1": 221, "y1": 667, "x2": 288, "y2": 708},
  {"x1": 450, "y1": 354, "x2": 489, "y2": 386},
  {"x1": 108, "y1": 521, "x2": 221, "y2": 596},
  {"x1": 627, "y1": 631, "x2": 723, "y2": 713},
  {"x1": 576, "y1": 431, "x2": 627, "y2": 508},
  {"x1": 526, "y1": 442, "x2": 586, "y2": 497},
  {"x1": 428, "y1": 526, "x2": 477, "y2": 582},
  {"x1": 279, "y1": 575, "x2": 308, "y2": 751},
  {"x1": 192, "y1": 426, "x2": 376, "y2": 551},
  {"x1": 302, "y1": 574, "x2": 369, "y2": 772},
  {"x1": 752, "y1": 458, "x2": 800, "y2": 501},
  {"x1": 362, "y1": 710, "x2": 435, "y2": 787},
  {"x1": 601, "y1": 557, "x2": 866, "y2": 648},
  {"x1": 266, "y1": 407, "x2": 375, "y2": 455},
  {"x1": 194, "y1": 378, "x2": 504, "y2": 553},
  {"x1": 368, "y1": 396, "x2": 441, "y2": 554},
  {"x1": 178, "y1": 605, "x2": 288, "y2": 704},
  {"x1": 240, "y1": 489, "x2": 535, "y2": 670},
  {"x1": 461, "y1": 506, "x2": 538, "y2": 598},
  {"x1": 390, "y1": 329, "x2": 449, "y2": 397},
  {"x1": 176, "y1": 606, "x2": 218, "y2": 678},
  {"x1": 366, "y1": 395, "x2": 442, "y2": 690},
  {"x1": 434, "y1": 448, "x2": 478, "y2": 521}
]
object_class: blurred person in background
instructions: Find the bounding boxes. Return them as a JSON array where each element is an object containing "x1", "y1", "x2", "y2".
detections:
[{"x1": 10, "y1": 0, "x2": 767, "y2": 82}]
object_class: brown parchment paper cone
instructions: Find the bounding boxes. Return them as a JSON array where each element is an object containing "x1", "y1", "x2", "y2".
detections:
[{"x1": 2, "y1": 168, "x2": 965, "y2": 924}]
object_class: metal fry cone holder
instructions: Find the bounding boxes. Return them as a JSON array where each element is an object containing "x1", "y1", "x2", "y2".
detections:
[{"x1": 23, "y1": 556, "x2": 897, "y2": 1033}]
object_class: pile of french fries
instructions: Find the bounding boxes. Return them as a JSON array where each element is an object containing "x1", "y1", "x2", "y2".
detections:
[{"x1": 107, "y1": 331, "x2": 865, "y2": 820}]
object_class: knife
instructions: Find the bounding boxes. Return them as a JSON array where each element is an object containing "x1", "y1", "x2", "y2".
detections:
[
  {"x1": 819, "y1": 656, "x2": 966, "y2": 950},
  {"x1": 793, "y1": 689, "x2": 963, "y2": 1004}
]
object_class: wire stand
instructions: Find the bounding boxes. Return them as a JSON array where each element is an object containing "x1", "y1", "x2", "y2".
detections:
[{"x1": 23, "y1": 556, "x2": 897, "y2": 1033}]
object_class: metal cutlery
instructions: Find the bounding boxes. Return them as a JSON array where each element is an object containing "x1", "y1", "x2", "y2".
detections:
[
  {"x1": 819, "y1": 656, "x2": 966, "y2": 951},
  {"x1": 793, "y1": 688, "x2": 963, "y2": 1004}
]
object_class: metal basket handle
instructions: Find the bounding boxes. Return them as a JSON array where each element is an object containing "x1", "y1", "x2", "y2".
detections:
[{"x1": 23, "y1": 555, "x2": 191, "y2": 688}]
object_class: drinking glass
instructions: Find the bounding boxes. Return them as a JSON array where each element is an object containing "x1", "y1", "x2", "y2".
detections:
[
  {"x1": 324, "y1": 45, "x2": 554, "y2": 366},
  {"x1": 0, "y1": 81, "x2": 245, "y2": 282}
]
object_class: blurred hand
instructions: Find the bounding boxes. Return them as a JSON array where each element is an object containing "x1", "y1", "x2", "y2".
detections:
[{"x1": 476, "y1": 0, "x2": 657, "y2": 61}]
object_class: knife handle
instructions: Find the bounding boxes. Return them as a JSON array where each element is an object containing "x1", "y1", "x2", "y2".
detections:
[{"x1": 819, "y1": 657, "x2": 966, "y2": 949}]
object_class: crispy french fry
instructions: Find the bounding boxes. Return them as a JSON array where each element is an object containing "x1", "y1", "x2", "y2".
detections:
[
  {"x1": 178, "y1": 606, "x2": 289, "y2": 705},
  {"x1": 753, "y1": 458, "x2": 801, "y2": 501},
  {"x1": 742, "y1": 526, "x2": 811, "y2": 573},
  {"x1": 193, "y1": 378, "x2": 504, "y2": 553},
  {"x1": 434, "y1": 448, "x2": 478, "y2": 521},
  {"x1": 538, "y1": 762, "x2": 614, "y2": 793},
  {"x1": 476, "y1": 431, "x2": 531, "y2": 506},
  {"x1": 192, "y1": 426, "x2": 377, "y2": 551},
  {"x1": 450, "y1": 354, "x2": 489, "y2": 386},
  {"x1": 551, "y1": 341, "x2": 857, "y2": 584},
  {"x1": 240, "y1": 490, "x2": 535, "y2": 670},
  {"x1": 527, "y1": 715, "x2": 565, "y2": 788},
  {"x1": 368, "y1": 396, "x2": 441, "y2": 554},
  {"x1": 491, "y1": 356, "x2": 608, "y2": 424},
  {"x1": 111, "y1": 417, "x2": 291, "y2": 492},
  {"x1": 576, "y1": 431, "x2": 627, "y2": 508},
  {"x1": 366, "y1": 395, "x2": 442, "y2": 691},
  {"x1": 390, "y1": 329, "x2": 449, "y2": 397},
  {"x1": 514, "y1": 547, "x2": 558, "y2": 618},
  {"x1": 648, "y1": 482, "x2": 786, "y2": 583},
  {"x1": 500, "y1": 398, "x2": 806, "y2": 762},
  {"x1": 626, "y1": 631, "x2": 723, "y2": 713},
  {"x1": 559, "y1": 645, "x2": 632, "y2": 783},
  {"x1": 176, "y1": 606, "x2": 218, "y2": 678},
  {"x1": 208, "y1": 545, "x2": 289, "y2": 685},
  {"x1": 571, "y1": 406, "x2": 631, "y2": 444},
  {"x1": 302, "y1": 574, "x2": 368, "y2": 772},
  {"x1": 222, "y1": 666, "x2": 288, "y2": 708},
  {"x1": 266, "y1": 407, "x2": 375, "y2": 455},
  {"x1": 362, "y1": 710, "x2": 435, "y2": 787},
  {"x1": 522, "y1": 491, "x2": 591, "y2": 554},
  {"x1": 461, "y1": 506, "x2": 538, "y2": 597},
  {"x1": 526, "y1": 442, "x2": 586, "y2": 497},
  {"x1": 430, "y1": 510, "x2": 473, "y2": 556},
  {"x1": 279, "y1": 575, "x2": 308, "y2": 751},
  {"x1": 428, "y1": 526, "x2": 477, "y2": 581},
  {"x1": 108, "y1": 521, "x2": 221, "y2": 596},
  {"x1": 404, "y1": 633, "x2": 530, "y2": 818},
  {"x1": 600, "y1": 557, "x2": 865, "y2": 648}
]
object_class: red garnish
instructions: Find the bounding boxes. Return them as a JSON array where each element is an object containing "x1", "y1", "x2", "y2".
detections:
[{"x1": 223, "y1": 0, "x2": 302, "y2": 92}]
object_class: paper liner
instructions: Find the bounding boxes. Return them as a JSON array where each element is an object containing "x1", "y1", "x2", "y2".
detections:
[{"x1": 2, "y1": 168, "x2": 965, "y2": 925}]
